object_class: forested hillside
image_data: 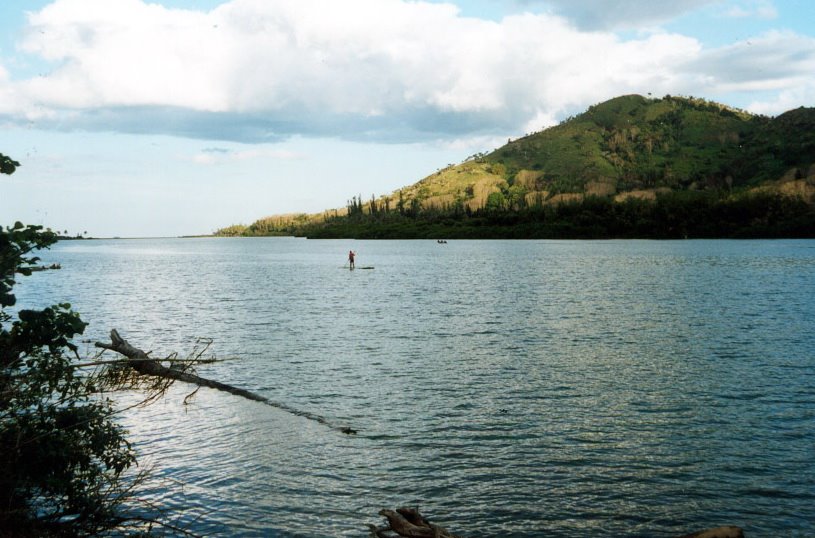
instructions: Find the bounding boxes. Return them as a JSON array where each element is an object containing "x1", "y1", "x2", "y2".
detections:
[{"x1": 216, "y1": 95, "x2": 815, "y2": 239}]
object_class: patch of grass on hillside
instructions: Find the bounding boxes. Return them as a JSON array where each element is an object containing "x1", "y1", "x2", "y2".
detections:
[{"x1": 388, "y1": 161, "x2": 507, "y2": 210}]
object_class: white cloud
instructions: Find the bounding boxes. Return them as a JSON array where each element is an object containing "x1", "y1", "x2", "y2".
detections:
[
  {"x1": 0, "y1": 0, "x2": 811, "y2": 144},
  {"x1": 682, "y1": 31, "x2": 815, "y2": 95},
  {"x1": 19, "y1": 0, "x2": 228, "y2": 110},
  {"x1": 192, "y1": 146, "x2": 306, "y2": 165},
  {"x1": 747, "y1": 84, "x2": 815, "y2": 116},
  {"x1": 523, "y1": 0, "x2": 718, "y2": 30},
  {"x1": 724, "y1": 0, "x2": 778, "y2": 20}
]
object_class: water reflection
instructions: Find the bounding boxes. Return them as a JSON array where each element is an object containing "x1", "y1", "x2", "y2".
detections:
[{"x1": 15, "y1": 238, "x2": 815, "y2": 537}]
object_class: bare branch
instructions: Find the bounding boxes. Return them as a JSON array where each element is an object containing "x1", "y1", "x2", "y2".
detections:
[{"x1": 95, "y1": 329, "x2": 358, "y2": 434}]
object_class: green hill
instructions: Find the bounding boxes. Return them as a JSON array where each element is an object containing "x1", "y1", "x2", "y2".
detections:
[
  {"x1": 217, "y1": 94, "x2": 815, "y2": 238},
  {"x1": 486, "y1": 94, "x2": 813, "y2": 195},
  {"x1": 389, "y1": 94, "x2": 815, "y2": 209},
  {"x1": 501, "y1": 95, "x2": 744, "y2": 191}
]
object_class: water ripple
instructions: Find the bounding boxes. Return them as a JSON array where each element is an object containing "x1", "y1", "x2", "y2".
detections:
[{"x1": 15, "y1": 238, "x2": 815, "y2": 537}]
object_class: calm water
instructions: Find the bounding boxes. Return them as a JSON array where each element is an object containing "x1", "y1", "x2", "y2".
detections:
[{"x1": 15, "y1": 238, "x2": 815, "y2": 537}]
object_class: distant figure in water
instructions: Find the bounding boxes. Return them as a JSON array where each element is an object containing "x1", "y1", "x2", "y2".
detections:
[{"x1": 348, "y1": 250, "x2": 356, "y2": 269}]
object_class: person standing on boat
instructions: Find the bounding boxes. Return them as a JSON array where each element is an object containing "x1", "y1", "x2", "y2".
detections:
[{"x1": 348, "y1": 250, "x2": 356, "y2": 269}]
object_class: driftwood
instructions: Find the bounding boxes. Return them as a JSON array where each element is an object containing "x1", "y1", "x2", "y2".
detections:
[
  {"x1": 23, "y1": 263, "x2": 61, "y2": 272},
  {"x1": 369, "y1": 508, "x2": 463, "y2": 538},
  {"x1": 369, "y1": 507, "x2": 744, "y2": 538},
  {"x1": 95, "y1": 329, "x2": 356, "y2": 434}
]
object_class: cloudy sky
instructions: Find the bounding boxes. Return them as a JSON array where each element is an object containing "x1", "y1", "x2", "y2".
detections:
[{"x1": 1, "y1": 0, "x2": 813, "y2": 237}]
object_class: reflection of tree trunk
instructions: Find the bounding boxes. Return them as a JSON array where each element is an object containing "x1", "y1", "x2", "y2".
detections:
[{"x1": 96, "y1": 329, "x2": 356, "y2": 434}]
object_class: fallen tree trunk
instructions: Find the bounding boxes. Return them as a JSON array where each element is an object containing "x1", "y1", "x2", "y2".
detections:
[{"x1": 95, "y1": 329, "x2": 356, "y2": 434}]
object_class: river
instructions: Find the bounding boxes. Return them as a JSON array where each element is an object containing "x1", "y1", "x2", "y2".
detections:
[{"x1": 15, "y1": 238, "x2": 815, "y2": 537}]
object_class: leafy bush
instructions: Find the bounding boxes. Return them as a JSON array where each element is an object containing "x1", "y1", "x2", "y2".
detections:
[{"x1": 1, "y1": 155, "x2": 140, "y2": 536}]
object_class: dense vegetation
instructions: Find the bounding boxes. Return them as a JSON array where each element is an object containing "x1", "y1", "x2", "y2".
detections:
[
  {"x1": 487, "y1": 95, "x2": 815, "y2": 194},
  {"x1": 217, "y1": 95, "x2": 815, "y2": 239},
  {"x1": 1, "y1": 153, "x2": 179, "y2": 536},
  {"x1": 290, "y1": 190, "x2": 815, "y2": 239}
]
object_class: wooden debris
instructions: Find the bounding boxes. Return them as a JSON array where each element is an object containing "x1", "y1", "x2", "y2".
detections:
[
  {"x1": 25, "y1": 263, "x2": 61, "y2": 271},
  {"x1": 369, "y1": 508, "x2": 463, "y2": 538},
  {"x1": 369, "y1": 507, "x2": 745, "y2": 538}
]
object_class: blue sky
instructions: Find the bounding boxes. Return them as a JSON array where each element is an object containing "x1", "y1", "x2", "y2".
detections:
[{"x1": 1, "y1": 0, "x2": 814, "y2": 237}]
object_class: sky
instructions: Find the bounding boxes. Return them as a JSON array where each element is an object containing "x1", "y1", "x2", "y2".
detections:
[{"x1": 1, "y1": 0, "x2": 814, "y2": 237}]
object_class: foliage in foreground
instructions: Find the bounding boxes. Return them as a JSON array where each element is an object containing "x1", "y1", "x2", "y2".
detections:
[{"x1": 1, "y1": 154, "x2": 145, "y2": 536}]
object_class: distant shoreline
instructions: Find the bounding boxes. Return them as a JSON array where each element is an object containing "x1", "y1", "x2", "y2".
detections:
[{"x1": 56, "y1": 235, "x2": 221, "y2": 241}]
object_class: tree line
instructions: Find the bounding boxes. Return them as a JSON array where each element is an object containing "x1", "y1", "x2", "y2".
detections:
[{"x1": 292, "y1": 189, "x2": 815, "y2": 239}]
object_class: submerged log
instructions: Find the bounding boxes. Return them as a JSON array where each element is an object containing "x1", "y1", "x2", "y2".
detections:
[{"x1": 95, "y1": 329, "x2": 356, "y2": 434}]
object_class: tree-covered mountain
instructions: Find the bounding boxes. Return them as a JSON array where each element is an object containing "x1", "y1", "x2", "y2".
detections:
[
  {"x1": 486, "y1": 94, "x2": 814, "y2": 193},
  {"x1": 217, "y1": 94, "x2": 815, "y2": 238}
]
